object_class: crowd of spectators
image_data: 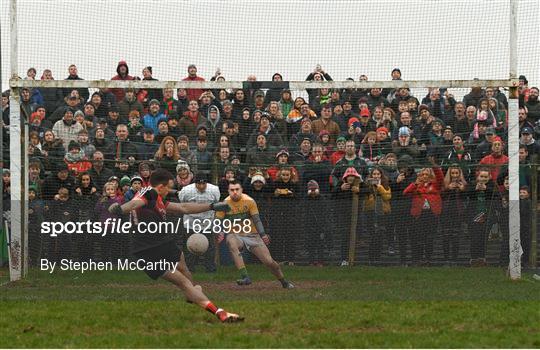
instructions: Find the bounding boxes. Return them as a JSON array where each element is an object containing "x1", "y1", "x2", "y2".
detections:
[{"x1": 0, "y1": 62, "x2": 538, "y2": 268}]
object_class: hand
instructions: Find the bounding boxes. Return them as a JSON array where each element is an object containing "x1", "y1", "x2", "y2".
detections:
[
  {"x1": 91, "y1": 187, "x2": 97, "y2": 193},
  {"x1": 216, "y1": 232, "x2": 225, "y2": 244},
  {"x1": 351, "y1": 186, "x2": 360, "y2": 194},
  {"x1": 75, "y1": 188, "x2": 82, "y2": 195},
  {"x1": 54, "y1": 194, "x2": 60, "y2": 201},
  {"x1": 108, "y1": 203, "x2": 123, "y2": 215},
  {"x1": 341, "y1": 183, "x2": 351, "y2": 191},
  {"x1": 210, "y1": 202, "x2": 231, "y2": 212},
  {"x1": 260, "y1": 234, "x2": 270, "y2": 246},
  {"x1": 396, "y1": 173, "x2": 405, "y2": 183}
]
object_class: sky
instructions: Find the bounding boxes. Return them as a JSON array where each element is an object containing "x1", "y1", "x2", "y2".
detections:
[{"x1": 1, "y1": 0, "x2": 538, "y2": 97}]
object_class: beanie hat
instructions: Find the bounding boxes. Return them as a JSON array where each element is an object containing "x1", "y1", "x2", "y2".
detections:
[
  {"x1": 176, "y1": 160, "x2": 190, "y2": 173},
  {"x1": 120, "y1": 176, "x2": 131, "y2": 187},
  {"x1": 342, "y1": 167, "x2": 361, "y2": 180},
  {"x1": 336, "y1": 136, "x2": 347, "y2": 143},
  {"x1": 318, "y1": 129, "x2": 330, "y2": 137},
  {"x1": 149, "y1": 99, "x2": 160, "y2": 106},
  {"x1": 276, "y1": 149, "x2": 290, "y2": 159},
  {"x1": 130, "y1": 175, "x2": 143, "y2": 184},
  {"x1": 376, "y1": 127, "x2": 389, "y2": 135},
  {"x1": 30, "y1": 112, "x2": 43, "y2": 123},
  {"x1": 360, "y1": 107, "x2": 371, "y2": 118},
  {"x1": 307, "y1": 180, "x2": 319, "y2": 191},
  {"x1": 398, "y1": 126, "x2": 411, "y2": 137},
  {"x1": 68, "y1": 140, "x2": 81, "y2": 151},
  {"x1": 251, "y1": 172, "x2": 266, "y2": 185}
]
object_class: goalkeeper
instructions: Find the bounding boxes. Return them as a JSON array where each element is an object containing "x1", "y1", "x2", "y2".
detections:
[{"x1": 216, "y1": 180, "x2": 294, "y2": 289}]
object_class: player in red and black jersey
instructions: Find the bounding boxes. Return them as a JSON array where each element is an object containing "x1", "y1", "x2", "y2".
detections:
[{"x1": 108, "y1": 169, "x2": 243, "y2": 323}]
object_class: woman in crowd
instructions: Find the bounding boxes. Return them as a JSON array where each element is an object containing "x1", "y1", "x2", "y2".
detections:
[
  {"x1": 363, "y1": 167, "x2": 392, "y2": 264},
  {"x1": 403, "y1": 162, "x2": 444, "y2": 266},
  {"x1": 154, "y1": 136, "x2": 180, "y2": 174},
  {"x1": 441, "y1": 165, "x2": 468, "y2": 265}
]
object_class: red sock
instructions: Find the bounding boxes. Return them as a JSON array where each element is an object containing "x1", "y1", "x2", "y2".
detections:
[{"x1": 205, "y1": 301, "x2": 219, "y2": 314}]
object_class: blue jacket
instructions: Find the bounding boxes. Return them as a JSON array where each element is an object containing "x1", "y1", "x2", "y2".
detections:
[{"x1": 143, "y1": 112, "x2": 166, "y2": 135}]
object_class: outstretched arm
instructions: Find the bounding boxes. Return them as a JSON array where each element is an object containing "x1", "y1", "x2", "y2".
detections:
[
  {"x1": 109, "y1": 198, "x2": 145, "y2": 215},
  {"x1": 166, "y1": 202, "x2": 230, "y2": 215}
]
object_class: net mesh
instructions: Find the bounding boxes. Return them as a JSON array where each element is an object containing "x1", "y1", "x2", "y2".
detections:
[{"x1": 0, "y1": 0, "x2": 539, "y2": 271}]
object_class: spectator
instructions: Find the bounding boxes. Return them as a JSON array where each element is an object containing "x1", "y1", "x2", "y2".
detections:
[
  {"x1": 182, "y1": 64, "x2": 206, "y2": 102},
  {"x1": 441, "y1": 134, "x2": 473, "y2": 181},
  {"x1": 41, "y1": 163, "x2": 75, "y2": 200},
  {"x1": 441, "y1": 165, "x2": 468, "y2": 264},
  {"x1": 88, "y1": 151, "x2": 114, "y2": 190},
  {"x1": 525, "y1": 87, "x2": 540, "y2": 122},
  {"x1": 40, "y1": 69, "x2": 64, "y2": 116},
  {"x1": 123, "y1": 175, "x2": 143, "y2": 202},
  {"x1": 519, "y1": 127, "x2": 540, "y2": 159},
  {"x1": 289, "y1": 118, "x2": 317, "y2": 152},
  {"x1": 467, "y1": 168, "x2": 496, "y2": 267},
  {"x1": 246, "y1": 113, "x2": 284, "y2": 149},
  {"x1": 52, "y1": 108, "x2": 84, "y2": 151},
  {"x1": 138, "y1": 161, "x2": 152, "y2": 187},
  {"x1": 89, "y1": 92, "x2": 109, "y2": 120},
  {"x1": 202, "y1": 104, "x2": 223, "y2": 148},
  {"x1": 264, "y1": 72, "x2": 285, "y2": 105},
  {"x1": 64, "y1": 141, "x2": 92, "y2": 176},
  {"x1": 127, "y1": 110, "x2": 144, "y2": 143},
  {"x1": 161, "y1": 88, "x2": 181, "y2": 116},
  {"x1": 179, "y1": 100, "x2": 206, "y2": 141},
  {"x1": 332, "y1": 140, "x2": 368, "y2": 183},
  {"x1": 266, "y1": 101, "x2": 287, "y2": 141},
  {"x1": 155, "y1": 119, "x2": 171, "y2": 144},
  {"x1": 118, "y1": 88, "x2": 144, "y2": 121},
  {"x1": 246, "y1": 134, "x2": 276, "y2": 168},
  {"x1": 194, "y1": 136, "x2": 212, "y2": 176},
  {"x1": 138, "y1": 66, "x2": 163, "y2": 109},
  {"x1": 154, "y1": 136, "x2": 180, "y2": 174},
  {"x1": 237, "y1": 108, "x2": 254, "y2": 149},
  {"x1": 312, "y1": 105, "x2": 341, "y2": 145},
  {"x1": 302, "y1": 144, "x2": 333, "y2": 193},
  {"x1": 232, "y1": 89, "x2": 250, "y2": 118},
  {"x1": 177, "y1": 135, "x2": 198, "y2": 173},
  {"x1": 403, "y1": 164, "x2": 444, "y2": 266},
  {"x1": 174, "y1": 160, "x2": 194, "y2": 191},
  {"x1": 278, "y1": 89, "x2": 294, "y2": 120},
  {"x1": 305, "y1": 65, "x2": 332, "y2": 103},
  {"x1": 267, "y1": 149, "x2": 299, "y2": 182},
  {"x1": 391, "y1": 127, "x2": 420, "y2": 160},
  {"x1": 143, "y1": 99, "x2": 167, "y2": 135},
  {"x1": 333, "y1": 166, "x2": 362, "y2": 266},
  {"x1": 363, "y1": 167, "x2": 392, "y2": 264},
  {"x1": 110, "y1": 60, "x2": 134, "y2": 103},
  {"x1": 292, "y1": 138, "x2": 313, "y2": 164},
  {"x1": 330, "y1": 136, "x2": 347, "y2": 165},
  {"x1": 462, "y1": 86, "x2": 484, "y2": 108},
  {"x1": 105, "y1": 124, "x2": 138, "y2": 162},
  {"x1": 479, "y1": 137, "x2": 508, "y2": 184},
  {"x1": 62, "y1": 64, "x2": 89, "y2": 103},
  {"x1": 74, "y1": 172, "x2": 99, "y2": 224}
]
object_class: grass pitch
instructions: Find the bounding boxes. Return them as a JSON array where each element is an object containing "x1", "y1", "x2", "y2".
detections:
[{"x1": 1, "y1": 266, "x2": 539, "y2": 348}]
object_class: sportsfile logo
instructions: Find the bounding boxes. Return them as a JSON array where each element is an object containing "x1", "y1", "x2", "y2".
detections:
[{"x1": 40, "y1": 218, "x2": 183, "y2": 237}]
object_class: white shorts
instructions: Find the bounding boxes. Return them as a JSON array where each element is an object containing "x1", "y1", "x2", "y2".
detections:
[{"x1": 230, "y1": 234, "x2": 264, "y2": 251}]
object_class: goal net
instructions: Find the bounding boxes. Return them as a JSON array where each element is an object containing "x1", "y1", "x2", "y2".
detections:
[{"x1": 1, "y1": 0, "x2": 538, "y2": 280}]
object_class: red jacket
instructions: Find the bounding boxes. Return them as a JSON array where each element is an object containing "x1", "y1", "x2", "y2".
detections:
[
  {"x1": 182, "y1": 76, "x2": 205, "y2": 102},
  {"x1": 403, "y1": 167, "x2": 444, "y2": 217},
  {"x1": 479, "y1": 153, "x2": 508, "y2": 183}
]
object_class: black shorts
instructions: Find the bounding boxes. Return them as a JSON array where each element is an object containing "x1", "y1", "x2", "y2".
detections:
[{"x1": 133, "y1": 241, "x2": 182, "y2": 280}]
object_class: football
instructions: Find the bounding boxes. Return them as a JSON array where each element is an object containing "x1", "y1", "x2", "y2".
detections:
[{"x1": 186, "y1": 233, "x2": 209, "y2": 255}]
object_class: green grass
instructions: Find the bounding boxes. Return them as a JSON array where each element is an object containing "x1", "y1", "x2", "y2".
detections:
[{"x1": 1, "y1": 266, "x2": 539, "y2": 348}]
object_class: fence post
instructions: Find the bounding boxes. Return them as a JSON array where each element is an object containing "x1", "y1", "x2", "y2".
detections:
[
  {"x1": 348, "y1": 178, "x2": 360, "y2": 266},
  {"x1": 530, "y1": 155, "x2": 538, "y2": 268}
]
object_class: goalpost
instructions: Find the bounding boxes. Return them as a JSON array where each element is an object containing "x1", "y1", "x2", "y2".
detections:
[{"x1": 5, "y1": 0, "x2": 527, "y2": 280}]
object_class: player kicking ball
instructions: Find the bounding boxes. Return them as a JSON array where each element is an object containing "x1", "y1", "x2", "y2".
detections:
[
  {"x1": 108, "y1": 169, "x2": 243, "y2": 323},
  {"x1": 216, "y1": 180, "x2": 294, "y2": 289}
]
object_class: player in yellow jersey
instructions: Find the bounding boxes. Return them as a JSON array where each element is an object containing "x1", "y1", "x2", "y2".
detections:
[{"x1": 216, "y1": 180, "x2": 294, "y2": 288}]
